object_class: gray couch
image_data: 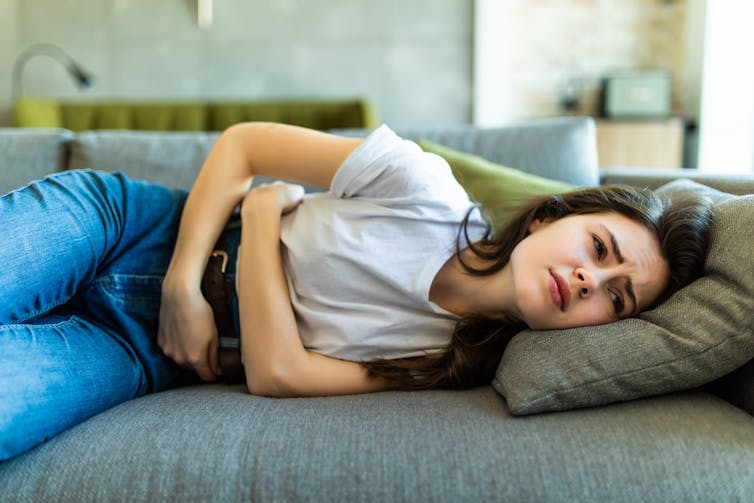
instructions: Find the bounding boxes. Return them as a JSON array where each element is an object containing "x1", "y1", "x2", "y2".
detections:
[{"x1": 1, "y1": 118, "x2": 752, "y2": 501}]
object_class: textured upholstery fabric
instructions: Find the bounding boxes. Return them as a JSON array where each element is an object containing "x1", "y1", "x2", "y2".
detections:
[
  {"x1": 68, "y1": 130, "x2": 327, "y2": 194},
  {"x1": 601, "y1": 167, "x2": 754, "y2": 195},
  {"x1": 14, "y1": 99, "x2": 378, "y2": 132},
  {"x1": 402, "y1": 117, "x2": 599, "y2": 186},
  {"x1": 495, "y1": 180, "x2": 754, "y2": 414},
  {"x1": 0, "y1": 386, "x2": 752, "y2": 502},
  {"x1": 62, "y1": 103, "x2": 207, "y2": 131},
  {"x1": 416, "y1": 139, "x2": 575, "y2": 228},
  {"x1": 209, "y1": 100, "x2": 378, "y2": 131},
  {"x1": 0, "y1": 128, "x2": 72, "y2": 195},
  {"x1": 707, "y1": 358, "x2": 754, "y2": 416},
  {"x1": 68, "y1": 130, "x2": 220, "y2": 190},
  {"x1": 335, "y1": 117, "x2": 600, "y2": 187}
]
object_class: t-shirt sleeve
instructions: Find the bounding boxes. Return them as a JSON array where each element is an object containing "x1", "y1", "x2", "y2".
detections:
[{"x1": 330, "y1": 124, "x2": 471, "y2": 211}]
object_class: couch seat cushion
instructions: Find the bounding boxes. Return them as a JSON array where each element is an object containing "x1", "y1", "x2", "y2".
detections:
[{"x1": 0, "y1": 386, "x2": 751, "y2": 501}]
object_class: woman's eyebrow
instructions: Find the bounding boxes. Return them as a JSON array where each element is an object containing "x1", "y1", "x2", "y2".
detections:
[
  {"x1": 601, "y1": 224, "x2": 638, "y2": 314},
  {"x1": 601, "y1": 224, "x2": 624, "y2": 263}
]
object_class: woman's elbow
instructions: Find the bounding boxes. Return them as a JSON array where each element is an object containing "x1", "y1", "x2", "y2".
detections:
[{"x1": 244, "y1": 364, "x2": 297, "y2": 398}]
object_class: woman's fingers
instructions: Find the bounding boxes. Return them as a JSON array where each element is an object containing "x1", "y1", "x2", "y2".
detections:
[
  {"x1": 271, "y1": 181, "x2": 305, "y2": 213},
  {"x1": 158, "y1": 289, "x2": 220, "y2": 382},
  {"x1": 250, "y1": 181, "x2": 305, "y2": 213}
]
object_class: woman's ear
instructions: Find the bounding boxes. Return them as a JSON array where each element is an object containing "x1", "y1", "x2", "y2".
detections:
[{"x1": 527, "y1": 217, "x2": 552, "y2": 234}]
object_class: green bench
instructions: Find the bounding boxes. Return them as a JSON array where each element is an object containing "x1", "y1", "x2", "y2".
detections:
[{"x1": 14, "y1": 98, "x2": 378, "y2": 131}]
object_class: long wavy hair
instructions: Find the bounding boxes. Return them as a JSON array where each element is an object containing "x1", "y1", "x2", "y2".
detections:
[{"x1": 361, "y1": 185, "x2": 714, "y2": 390}]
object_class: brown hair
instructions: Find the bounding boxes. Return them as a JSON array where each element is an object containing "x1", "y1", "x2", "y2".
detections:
[{"x1": 361, "y1": 185, "x2": 714, "y2": 390}]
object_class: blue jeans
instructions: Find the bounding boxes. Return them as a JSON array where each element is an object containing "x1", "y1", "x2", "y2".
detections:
[{"x1": 0, "y1": 170, "x2": 199, "y2": 461}]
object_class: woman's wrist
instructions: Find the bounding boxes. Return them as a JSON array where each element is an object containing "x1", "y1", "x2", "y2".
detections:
[
  {"x1": 240, "y1": 191, "x2": 286, "y2": 243},
  {"x1": 163, "y1": 261, "x2": 204, "y2": 299}
]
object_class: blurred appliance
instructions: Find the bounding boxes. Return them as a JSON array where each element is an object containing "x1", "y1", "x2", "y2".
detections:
[{"x1": 600, "y1": 70, "x2": 671, "y2": 119}]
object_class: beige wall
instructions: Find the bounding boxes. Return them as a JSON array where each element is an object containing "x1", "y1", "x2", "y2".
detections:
[{"x1": 475, "y1": 0, "x2": 689, "y2": 124}]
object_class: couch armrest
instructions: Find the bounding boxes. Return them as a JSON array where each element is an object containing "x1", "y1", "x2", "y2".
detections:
[
  {"x1": 706, "y1": 359, "x2": 754, "y2": 416},
  {"x1": 600, "y1": 167, "x2": 754, "y2": 195}
]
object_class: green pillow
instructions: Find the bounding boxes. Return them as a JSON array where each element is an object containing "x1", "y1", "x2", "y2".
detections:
[
  {"x1": 416, "y1": 139, "x2": 575, "y2": 228},
  {"x1": 494, "y1": 180, "x2": 754, "y2": 414}
]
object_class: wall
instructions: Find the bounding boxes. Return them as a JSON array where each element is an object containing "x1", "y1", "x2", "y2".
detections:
[
  {"x1": 2, "y1": 1, "x2": 706, "y2": 135},
  {"x1": 475, "y1": 0, "x2": 689, "y2": 126},
  {"x1": 683, "y1": 0, "x2": 705, "y2": 121},
  {"x1": 696, "y1": 0, "x2": 754, "y2": 173},
  {"x1": 0, "y1": 0, "x2": 473, "y2": 128}
]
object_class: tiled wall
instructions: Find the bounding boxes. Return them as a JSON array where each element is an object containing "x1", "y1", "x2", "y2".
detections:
[
  {"x1": 0, "y1": 0, "x2": 473, "y2": 128},
  {"x1": 0, "y1": 0, "x2": 690, "y2": 129}
]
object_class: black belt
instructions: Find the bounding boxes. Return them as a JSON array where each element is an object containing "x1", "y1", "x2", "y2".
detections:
[{"x1": 201, "y1": 233, "x2": 245, "y2": 384}]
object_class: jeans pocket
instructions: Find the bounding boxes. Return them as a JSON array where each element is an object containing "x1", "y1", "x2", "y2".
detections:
[
  {"x1": 97, "y1": 274, "x2": 164, "y2": 308},
  {"x1": 88, "y1": 274, "x2": 182, "y2": 393}
]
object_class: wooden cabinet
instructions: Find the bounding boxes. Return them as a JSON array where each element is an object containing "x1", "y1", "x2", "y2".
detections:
[{"x1": 595, "y1": 118, "x2": 684, "y2": 168}]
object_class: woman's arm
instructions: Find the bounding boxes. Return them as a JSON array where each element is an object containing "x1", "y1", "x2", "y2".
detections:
[
  {"x1": 238, "y1": 186, "x2": 392, "y2": 397},
  {"x1": 158, "y1": 122, "x2": 363, "y2": 381}
]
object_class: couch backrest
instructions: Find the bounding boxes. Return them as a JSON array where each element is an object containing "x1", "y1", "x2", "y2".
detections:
[
  {"x1": 333, "y1": 117, "x2": 599, "y2": 186},
  {"x1": 68, "y1": 130, "x2": 220, "y2": 190},
  {"x1": 601, "y1": 167, "x2": 754, "y2": 195},
  {"x1": 393, "y1": 116, "x2": 600, "y2": 186},
  {"x1": 0, "y1": 128, "x2": 72, "y2": 195},
  {"x1": 1, "y1": 117, "x2": 600, "y2": 195}
]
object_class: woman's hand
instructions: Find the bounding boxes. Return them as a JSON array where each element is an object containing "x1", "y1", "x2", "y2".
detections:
[
  {"x1": 241, "y1": 181, "x2": 305, "y2": 217},
  {"x1": 158, "y1": 280, "x2": 220, "y2": 382},
  {"x1": 158, "y1": 182, "x2": 303, "y2": 382}
]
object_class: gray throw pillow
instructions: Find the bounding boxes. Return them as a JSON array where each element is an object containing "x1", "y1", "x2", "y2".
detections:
[{"x1": 493, "y1": 179, "x2": 754, "y2": 414}]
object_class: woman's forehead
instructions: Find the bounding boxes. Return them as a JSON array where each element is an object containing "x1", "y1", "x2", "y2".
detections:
[{"x1": 592, "y1": 212, "x2": 670, "y2": 308}]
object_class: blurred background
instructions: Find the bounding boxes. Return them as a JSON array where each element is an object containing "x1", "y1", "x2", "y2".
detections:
[{"x1": 1, "y1": 0, "x2": 752, "y2": 173}]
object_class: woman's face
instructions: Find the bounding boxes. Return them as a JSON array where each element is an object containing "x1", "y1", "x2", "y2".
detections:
[{"x1": 507, "y1": 211, "x2": 669, "y2": 330}]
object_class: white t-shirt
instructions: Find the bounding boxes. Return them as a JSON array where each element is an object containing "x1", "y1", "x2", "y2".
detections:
[{"x1": 279, "y1": 125, "x2": 489, "y2": 361}]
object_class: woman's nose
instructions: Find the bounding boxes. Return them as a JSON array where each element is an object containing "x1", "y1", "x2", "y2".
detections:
[{"x1": 575, "y1": 268, "x2": 598, "y2": 297}]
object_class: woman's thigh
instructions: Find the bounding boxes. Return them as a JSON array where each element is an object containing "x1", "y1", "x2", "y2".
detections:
[
  {"x1": 0, "y1": 312, "x2": 147, "y2": 461},
  {"x1": 81, "y1": 273, "x2": 189, "y2": 393},
  {"x1": 0, "y1": 169, "x2": 187, "y2": 325}
]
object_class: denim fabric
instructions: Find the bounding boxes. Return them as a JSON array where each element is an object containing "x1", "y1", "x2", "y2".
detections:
[{"x1": 0, "y1": 170, "x2": 196, "y2": 461}]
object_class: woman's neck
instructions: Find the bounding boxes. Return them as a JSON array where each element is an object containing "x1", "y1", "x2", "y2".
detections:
[{"x1": 429, "y1": 248, "x2": 518, "y2": 320}]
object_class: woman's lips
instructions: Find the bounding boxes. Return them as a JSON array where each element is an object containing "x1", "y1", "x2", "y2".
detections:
[{"x1": 549, "y1": 270, "x2": 572, "y2": 312}]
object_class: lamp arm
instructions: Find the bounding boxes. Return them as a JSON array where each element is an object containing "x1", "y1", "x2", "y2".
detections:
[{"x1": 12, "y1": 43, "x2": 93, "y2": 101}]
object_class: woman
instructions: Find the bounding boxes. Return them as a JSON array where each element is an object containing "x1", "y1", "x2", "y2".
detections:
[{"x1": 0, "y1": 123, "x2": 711, "y2": 460}]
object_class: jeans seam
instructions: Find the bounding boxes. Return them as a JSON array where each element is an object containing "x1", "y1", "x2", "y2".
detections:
[
  {"x1": 0, "y1": 314, "x2": 83, "y2": 331},
  {"x1": 96, "y1": 274, "x2": 164, "y2": 303},
  {"x1": 10, "y1": 298, "x2": 73, "y2": 324}
]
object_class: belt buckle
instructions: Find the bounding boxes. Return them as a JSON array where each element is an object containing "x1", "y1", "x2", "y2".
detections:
[{"x1": 210, "y1": 250, "x2": 228, "y2": 273}]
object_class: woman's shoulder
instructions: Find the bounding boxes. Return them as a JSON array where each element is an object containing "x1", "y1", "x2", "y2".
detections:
[{"x1": 333, "y1": 124, "x2": 467, "y2": 207}]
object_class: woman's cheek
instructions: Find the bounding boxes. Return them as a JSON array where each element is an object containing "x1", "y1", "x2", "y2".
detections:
[{"x1": 576, "y1": 303, "x2": 612, "y2": 327}]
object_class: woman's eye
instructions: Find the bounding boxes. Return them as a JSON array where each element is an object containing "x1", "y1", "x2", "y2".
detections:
[
  {"x1": 593, "y1": 235, "x2": 607, "y2": 260},
  {"x1": 610, "y1": 290, "x2": 624, "y2": 315}
]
